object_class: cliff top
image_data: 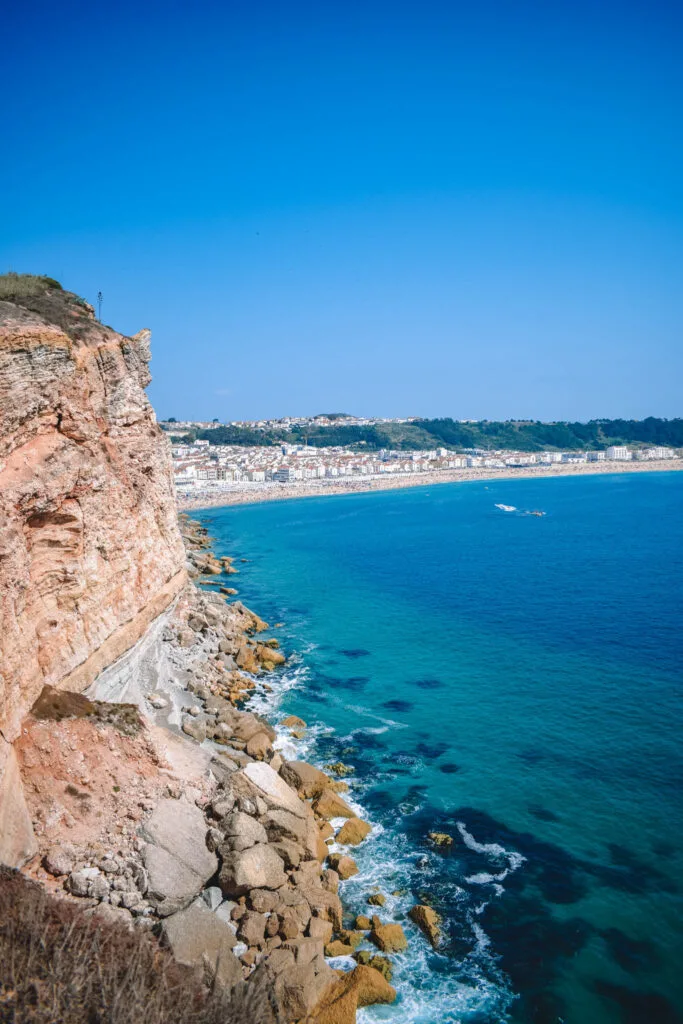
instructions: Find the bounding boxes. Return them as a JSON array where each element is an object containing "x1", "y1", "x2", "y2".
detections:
[{"x1": 0, "y1": 273, "x2": 99, "y2": 343}]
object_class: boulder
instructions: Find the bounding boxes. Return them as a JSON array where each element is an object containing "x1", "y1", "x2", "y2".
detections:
[
  {"x1": 278, "y1": 907, "x2": 304, "y2": 940},
  {"x1": 325, "y1": 940, "x2": 354, "y2": 957},
  {"x1": 210, "y1": 792, "x2": 237, "y2": 819},
  {"x1": 249, "y1": 889, "x2": 280, "y2": 913},
  {"x1": 319, "y1": 821, "x2": 335, "y2": 840},
  {"x1": 67, "y1": 870, "x2": 92, "y2": 897},
  {"x1": 220, "y1": 810, "x2": 268, "y2": 851},
  {"x1": 369, "y1": 916, "x2": 408, "y2": 953},
  {"x1": 427, "y1": 831, "x2": 453, "y2": 848},
  {"x1": 232, "y1": 712, "x2": 276, "y2": 744},
  {"x1": 338, "y1": 929, "x2": 364, "y2": 949},
  {"x1": 44, "y1": 844, "x2": 77, "y2": 877},
  {"x1": 313, "y1": 965, "x2": 396, "y2": 1024},
  {"x1": 256, "y1": 645, "x2": 286, "y2": 667},
  {"x1": 307, "y1": 917, "x2": 334, "y2": 943},
  {"x1": 214, "y1": 900, "x2": 238, "y2": 927},
  {"x1": 322, "y1": 868, "x2": 340, "y2": 893},
  {"x1": 313, "y1": 790, "x2": 356, "y2": 820},
  {"x1": 353, "y1": 950, "x2": 393, "y2": 981},
  {"x1": 210, "y1": 901, "x2": 237, "y2": 933},
  {"x1": 235, "y1": 645, "x2": 260, "y2": 674},
  {"x1": 272, "y1": 840, "x2": 302, "y2": 869},
  {"x1": 281, "y1": 937, "x2": 324, "y2": 965},
  {"x1": 281, "y1": 715, "x2": 306, "y2": 733},
  {"x1": 324, "y1": 762, "x2": 355, "y2": 777},
  {"x1": 181, "y1": 714, "x2": 207, "y2": 743},
  {"x1": 296, "y1": 884, "x2": 343, "y2": 931},
  {"x1": 355, "y1": 915, "x2": 372, "y2": 931},
  {"x1": 262, "y1": 808, "x2": 308, "y2": 845},
  {"x1": 162, "y1": 900, "x2": 242, "y2": 989},
  {"x1": 335, "y1": 818, "x2": 371, "y2": 846},
  {"x1": 329, "y1": 779, "x2": 349, "y2": 793},
  {"x1": 346, "y1": 965, "x2": 396, "y2": 1006},
  {"x1": 367, "y1": 893, "x2": 386, "y2": 907},
  {"x1": 408, "y1": 903, "x2": 442, "y2": 947},
  {"x1": 273, "y1": 957, "x2": 338, "y2": 1022},
  {"x1": 140, "y1": 798, "x2": 218, "y2": 916},
  {"x1": 327, "y1": 853, "x2": 358, "y2": 880},
  {"x1": 237, "y1": 910, "x2": 267, "y2": 948},
  {"x1": 245, "y1": 731, "x2": 272, "y2": 760},
  {"x1": 290, "y1": 860, "x2": 325, "y2": 887},
  {"x1": 242, "y1": 762, "x2": 307, "y2": 819},
  {"x1": 219, "y1": 844, "x2": 287, "y2": 896},
  {"x1": 202, "y1": 886, "x2": 224, "y2": 911},
  {"x1": 279, "y1": 760, "x2": 330, "y2": 799}
]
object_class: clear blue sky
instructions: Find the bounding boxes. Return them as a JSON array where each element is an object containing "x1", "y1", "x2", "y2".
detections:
[{"x1": 2, "y1": 0, "x2": 681, "y2": 422}]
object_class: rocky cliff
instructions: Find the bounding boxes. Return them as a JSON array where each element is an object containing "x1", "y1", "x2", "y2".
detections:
[{"x1": 0, "y1": 278, "x2": 186, "y2": 744}]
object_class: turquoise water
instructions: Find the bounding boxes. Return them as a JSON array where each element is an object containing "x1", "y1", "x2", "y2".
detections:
[{"x1": 198, "y1": 472, "x2": 683, "y2": 1024}]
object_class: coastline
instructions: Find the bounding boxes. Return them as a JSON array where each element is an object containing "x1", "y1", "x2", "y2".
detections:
[
  {"x1": 182, "y1": 517, "x2": 432, "y2": 1017},
  {"x1": 190, "y1": 476, "x2": 683, "y2": 1023},
  {"x1": 178, "y1": 458, "x2": 683, "y2": 510}
]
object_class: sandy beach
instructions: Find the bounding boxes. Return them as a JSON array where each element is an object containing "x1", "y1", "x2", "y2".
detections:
[{"x1": 177, "y1": 458, "x2": 683, "y2": 511}]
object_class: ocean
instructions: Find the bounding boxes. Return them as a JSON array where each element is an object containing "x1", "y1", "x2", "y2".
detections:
[{"x1": 197, "y1": 471, "x2": 683, "y2": 1024}]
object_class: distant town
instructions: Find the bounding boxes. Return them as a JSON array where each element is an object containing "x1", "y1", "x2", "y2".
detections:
[{"x1": 161, "y1": 415, "x2": 681, "y2": 501}]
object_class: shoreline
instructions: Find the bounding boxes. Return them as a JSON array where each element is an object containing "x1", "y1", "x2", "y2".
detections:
[
  {"x1": 179, "y1": 519, "x2": 409, "y2": 1015},
  {"x1": 178, "y1": 458, "x2": 683, "y2": 511}
]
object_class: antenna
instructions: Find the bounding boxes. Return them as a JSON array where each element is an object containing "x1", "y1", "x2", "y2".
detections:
[{"x1": 97, "y1": 291, "x2": 103, "y2": 321}]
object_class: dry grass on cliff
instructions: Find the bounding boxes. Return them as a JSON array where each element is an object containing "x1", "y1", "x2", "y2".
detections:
[
  {"x1": 0, "y1": 272, "x2": 63, "y2": 301},
  {"x1": 0, "y1": 869, "x2": 279, "y2": 1024},
  {"x1": 0, "y1": 272, "x2": 98, "y2": 341}
]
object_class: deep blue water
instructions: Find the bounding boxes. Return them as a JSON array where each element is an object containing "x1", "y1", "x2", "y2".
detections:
[{"x1": 198, "y1": 472, "x2": 683, "y2": 1024}]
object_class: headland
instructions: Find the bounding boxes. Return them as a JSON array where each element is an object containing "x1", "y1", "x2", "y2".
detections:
[{"x1": 0, "y1": 275, "x2": 413, "y2": 1024}]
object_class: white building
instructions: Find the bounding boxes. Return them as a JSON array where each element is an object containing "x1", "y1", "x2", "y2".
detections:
[
  {"x1": 606, "y1": 446, "x2": 632, "y2": 461},
  {"x1": 587, "y1": 452, "x2": 606, "y2": 462},
  {"x1": 274, "y1": 467, "x2": 296, "y2": 482},
  {"x1": 640, "y1": 447, "x2": 675, "y2": 460}
]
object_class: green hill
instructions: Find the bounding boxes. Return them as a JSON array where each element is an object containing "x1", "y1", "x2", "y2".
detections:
[{"x1": 189, "y1": 417, "x2": 683, "y2": 452}]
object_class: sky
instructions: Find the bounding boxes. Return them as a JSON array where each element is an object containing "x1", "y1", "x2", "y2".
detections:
[{"x1": 2, "y1": 0, "x2": 682, "y2": 422}]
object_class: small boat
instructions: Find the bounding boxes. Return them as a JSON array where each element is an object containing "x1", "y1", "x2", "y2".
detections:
[
  {"x1": 495, "y1": 504, "x2": 516, "y2": 512},
  {"x1": 529, "y1": 510, "x2": 545, "y2": 517}
]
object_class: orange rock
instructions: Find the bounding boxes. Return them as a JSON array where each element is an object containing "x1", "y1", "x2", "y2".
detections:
[
  {"x1": 327, "y1": 853, "x2": 359, "y2": 880},
  {"x1": 369, "y1": 917, "x2": 408, "y2": 953},
  {"x1": 408, "y1": 904, "x2": 441, "y2": 947},
  {"x1": 313, "y1": 965, "x2": 396, "y2": 1024},
  {"x1": 335, "y1": 818, "x2": 371, "y2": 845},
  {"x1": 313, "y1": 790, "x2": 356, "y2": 820}
]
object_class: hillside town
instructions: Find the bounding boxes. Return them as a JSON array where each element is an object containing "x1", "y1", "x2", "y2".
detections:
[{"x1": 169, "y1": 428, "x2": 679, "y2": 502}]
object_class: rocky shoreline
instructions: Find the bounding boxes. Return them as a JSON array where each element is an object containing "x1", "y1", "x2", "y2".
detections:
[
  {"x1": 13, "y1": 514, "x2": 438, "y2": 1023},
  {"x1": 177, "y1": 458, "x2": 683, "y2": 511}
]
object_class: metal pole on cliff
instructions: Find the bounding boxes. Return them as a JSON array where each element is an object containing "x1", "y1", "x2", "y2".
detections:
[{"x1": 97, "y1": 291, "x2": 103, "y2": 321}]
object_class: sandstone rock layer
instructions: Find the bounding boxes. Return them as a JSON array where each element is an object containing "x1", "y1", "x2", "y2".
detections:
[{"x1": 0, "y1": 286, "x2": 186, "y2": 741}]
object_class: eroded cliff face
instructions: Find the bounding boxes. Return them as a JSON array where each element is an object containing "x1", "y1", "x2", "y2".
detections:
[{"x1": 0, "y1": 285, "x2": 186, "y2": 744}]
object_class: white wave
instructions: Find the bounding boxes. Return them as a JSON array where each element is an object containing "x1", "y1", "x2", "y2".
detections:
[
  {"x1": 457, "y1": 821, "x2": 526, "y2": 873},
  {"x1": 472, "y1": 922, "x2": 492, "y2": 951},
  {"x1": 466, "y1": 870, "x2": 510, "y2": 885}
]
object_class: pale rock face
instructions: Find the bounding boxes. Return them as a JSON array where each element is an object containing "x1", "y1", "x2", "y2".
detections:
[
  {"x1": 0, "y1": 295, "x2": 186, "y2": 741},
  {"x1": 0, "y1": 738, "x2": 38, "y2": 867}
]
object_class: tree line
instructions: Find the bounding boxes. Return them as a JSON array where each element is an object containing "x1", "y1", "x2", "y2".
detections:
[{"x1": 169, "y1": 417, "x2": 683, "y2": 452}]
